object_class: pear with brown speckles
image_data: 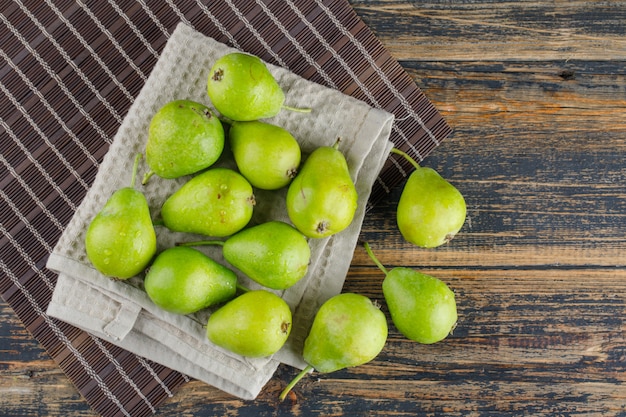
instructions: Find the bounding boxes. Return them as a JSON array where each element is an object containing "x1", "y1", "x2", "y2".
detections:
[
  {"x1": 143, "y1": 100, "x2": 224, "y2": 183},
  {"x1": 286, "y1": 140, "x2": 357, "y2": 238},
  {"x1": 160, "y1": 168, "x2": 255, "y2": 238}
]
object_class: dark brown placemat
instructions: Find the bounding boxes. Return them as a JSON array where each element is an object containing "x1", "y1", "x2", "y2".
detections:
[{"x1": 0, "y1": 1, "x2": 451, "y2": 416}]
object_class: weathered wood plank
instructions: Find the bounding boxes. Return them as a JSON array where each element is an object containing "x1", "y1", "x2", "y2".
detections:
[
  {"x1": 350, "y1": 1, "x2": 626, "y2": 61},
  {"x1": 0, "y1": 303, "x2": 97, "y2": 417}
]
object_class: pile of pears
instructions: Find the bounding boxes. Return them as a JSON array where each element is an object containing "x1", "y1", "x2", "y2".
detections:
[{"x1": 84, "y1": 51, "x2": 468, "y2": 401}]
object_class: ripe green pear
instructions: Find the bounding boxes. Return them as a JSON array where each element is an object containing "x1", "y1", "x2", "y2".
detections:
[
  {"x1": 223, "y1": 221, "x2": 310, "y2": 290},
  {"x1": 144, "y1": 100, "x2": 224, "y2": 183},
  {"x1": 286, "y1": 141, "x2": 358, "y2": 238},
  {"x1": 206, "y1": 290, "x2": 292, "y2": 357},
  {"x1": 207, "y1": 52, "x2": 285, "y2": 121},
  {"x1": 85, "y1": 154, "x2": 156, "y2": 279},
  {"x1": 161, "y1": 168, "x2": 255, "y2": 237},
  {"x1": 392, "y1": 148, "x2": 466, "y2": 248},
  {"x1": 364, "y1": 242, "x2": 457, "y2": 344},
  {"x1": 279, "y1": 292, "x2": 387, "y2": 401},
  {"x1": 179, "y1": 221, "x2": 310, "y2": 290},
  {"x1": 384, "y1": 268, "x2": 457, "y2": 344},
  {"x1": 229, "y1": 121, "x2": 301, "y2": 190},
  {"x1": 144, "y1": 246, "x2": 237, "y2": 315}
]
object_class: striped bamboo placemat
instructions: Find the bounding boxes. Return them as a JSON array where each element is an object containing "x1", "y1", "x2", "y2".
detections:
[{"x1": 0, "y1": 1, "x2": 451, "y2": 416}]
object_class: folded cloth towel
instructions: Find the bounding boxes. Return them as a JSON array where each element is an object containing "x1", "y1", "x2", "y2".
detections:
[{"x1": 46, "y1": 22, "x2": 394, "y2": 400}]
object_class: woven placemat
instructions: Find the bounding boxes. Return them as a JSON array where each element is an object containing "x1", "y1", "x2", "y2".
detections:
[{"x1": 0, "y1": 1, "x2": 451, "y2": 416}]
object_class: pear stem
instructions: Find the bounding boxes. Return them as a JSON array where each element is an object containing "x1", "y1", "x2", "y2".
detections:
[
  {"x1": 279, "y1": 365, "x2": 313, "y2": 402},
  {"x1": 282, "y1": 104, "x2": 312, "y2": 114},
  {"x1": 363, "y1": 242, "x2": 388, "y2": 275},
  {"x1": 130, "y1": 153, "x2": 143, "y2": 188},
  {"x1": 390, "y1": 147, "x2": 421, "y2": 170},
  {"x1": 236, "y1": 283, "x2": 251, "y2": 294},
  {"x1": 332, "y1": 137, "x2": 342, "y2": 150},
  {"x1": 176, "y1": 240, "x2": 225, "y2": 247},
  {"x1": 141, "y1": 170, "x2": 155, "y2": 185}
]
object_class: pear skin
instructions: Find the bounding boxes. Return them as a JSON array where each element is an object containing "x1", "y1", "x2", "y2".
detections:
[
  {"x1": 302, "y1": 293, "x2": 387, "y2": 373},
  {"x1": 144, "y1": 100, "x2": 224, "y2": 182},
  {"x1": 144, "y1": 246, "x2": 237, "y2": 315},
  {"x1": 286, "y1": 141, "x2": 358, "y2": 238},
  {"x1": 229, "y1": 121, "x2": 301, "y2": 190},
  {"x1": 207, "y1": 52, "x2": 285, "y2": 121},
  {"x1": 392, "y1": 148, "x2": 466, "y2": 248},
  {"x1": 85, "y1": 154, "x2": 157, "y2": 279},
  {"x1": 383, "y1": 267, "x2": 457, "y2": 344},
  {"x1": 222, "y1": 221, "x2": 311, "y2": 290},
  {"x1": 397, "y1": 167, "x2": 466, "y2": 248},
  {"x1": 206, "y1": 290, "x2": 292, "y2": 357},
  {"x1": 278, "y1": 292, "x2": 387, "y2": 401},
  {"x1": 364, "y1": 242, "x2": 457, "y2": 344},
  {"x1": 161, "y1": 168, "x2": 255, "y2": 237}
]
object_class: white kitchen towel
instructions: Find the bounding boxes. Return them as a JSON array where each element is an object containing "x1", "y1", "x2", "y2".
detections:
[{"x1": 46, "y1": 22, "x2": 394, "y2": 400}]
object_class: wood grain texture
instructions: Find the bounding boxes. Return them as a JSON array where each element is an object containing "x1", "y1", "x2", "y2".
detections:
[
  {"x1": 0, "y1": 303, "x2": 97, "y2": 417},
  {"x1": 355, "y1": 1, "x2": 626, "y2": 61},
  {"x1": 2, "y1": 1, "x2": 626, "y2": 416}
]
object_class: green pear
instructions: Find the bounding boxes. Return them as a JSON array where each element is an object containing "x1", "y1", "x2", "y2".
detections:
[
  {"x1": 207, "y1": 52, "x2": 284, "y2": 121},
  {"x1": 182, "y1": 221, "x2": 311, "y2": 290},
  {"x1": 223, "y1": 221, "x2": 310, "y2": 290},
  {"x1": 143, "y1": 100, "x2": 224, "y2": 183},
  {"x1": 85, "y1": 154, "x2": 157, "y2": 279},
  {"x1": 391, "y1": 148, "x2": 466, "y2": 248},
  {"x1": 286, "y1": 140, "x2": 358, "y2": 238},
  {"x1": 144, "y1": 246, "x2": 237, "y2": 315},
  {"x1": 279, "y1": 292, "x2": 387, "y2": 401},
  {"x1": 206, "y1": 290, "x2": 292, "y2": 357},
  {"x1": 161, "y1": 168, "x2": 255, "y2": 237},
  {"x1": 364, "y1": 242, "x2": 457, "y2": 344},
  {"x1": 229, "y1": 121, "x2": 301, "y2": 190},
  {"x1": 207, "y1": 52, "x2": 309, "y2": 121}
]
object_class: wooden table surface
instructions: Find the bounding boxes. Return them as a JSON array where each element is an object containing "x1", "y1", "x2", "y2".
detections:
[{"x1": 2, "y1": 1, "x2": 626, "y2": 416}]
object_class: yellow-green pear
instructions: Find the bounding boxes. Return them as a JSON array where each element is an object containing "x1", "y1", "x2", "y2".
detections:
[
  {"x1": 161, "y1": 168, "x2": 255, "y2": 238},
  {"x1": 229, "y1": 121, "x2": 301, "y2": 190},
  {"x1": 179, "y1": 221, "x2": 311, "y2": 290},
  {"x1": 364, "y1": 242, "x2": 457, "y2": 344},
  {"x1": 392, "y1": 148, "x2": 466, "y2": 248},
  {"x1": 286, "y1": 140, "x2": 358, "y2": 238},
  {"x1": 223, "y1": 221, "x2": 310, "y2": 290},
  {"x1": 206, "y1": 290, "x2": 292, "y2": 357},
  {"x1": 144, "y1": 246, "x2": 237, "y2": 315},
  {"x1": 207, "y1": 52, "x2": 309, "y2": 121},
  {"x1": 85, "y1": 154, "x2": 157, "y2": 279},
  {"x1": 279, "y1": 293, "x2": 387, "y2": 401},
  {"x1": 207, "y1": 53, "x2": 284, "y2": 121},
  {"x1": 144, "y1": 100, "x2": 224, "y2": 183}
]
